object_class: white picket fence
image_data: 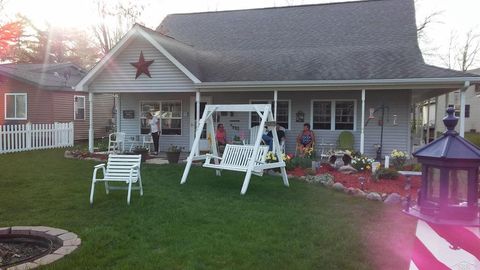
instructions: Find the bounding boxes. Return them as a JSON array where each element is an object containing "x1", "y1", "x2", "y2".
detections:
[{"x1": 0, "y1": 122, "x2": 74, "y2": 154}]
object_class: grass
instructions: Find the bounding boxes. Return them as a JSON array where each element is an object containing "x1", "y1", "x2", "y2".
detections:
[{"x1": 0, "y1": 149, "x2": 416, "y2": 269}]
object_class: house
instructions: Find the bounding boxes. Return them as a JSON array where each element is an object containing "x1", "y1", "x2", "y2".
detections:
[
  {"x1": 0, "y1": 63, "x2": 114, "y2": 140},
  {"x1": 76, "y1": 0, "x2": 480, "y2": 157},
  {"x1": 432, "y1": 68, "x2": 480, "y2": 134}
]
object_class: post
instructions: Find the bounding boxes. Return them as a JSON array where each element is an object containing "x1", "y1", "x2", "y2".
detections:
[
  {"x1": 196, "y1": 89, "x2": 201, "y2": 155},
  {"x1": 273, "y1": 90, "x2": 278, "y2": 121},
  {"x1": 426, "y1": 99, "x2": 430, "y2": 143},
  {"x1": 459, "y1": 81, "x2": 469, "y2": 137},
  {"x1": 434, "y1": 96, "x2": 438, "y2": 140},
  {"x1": 88, "y1": 92, "x2": 94, "y2": 153},
  {"x1": 360, "y1": 89, "x2": 365, "y2": 154},
  {"x1": 26, "y1": 122, "x2": 31, "y2": 150},
  {"x1": 115, "y1": 93, "x2": 120, "y2": 133}
]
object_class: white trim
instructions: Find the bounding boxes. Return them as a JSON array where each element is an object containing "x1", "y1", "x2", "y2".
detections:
[
  {"x1": 73, "y1": 95, "x2": 86, "y2": 121},
  {"x1": 189, "y1": 95, "x2": 212, "y2": 151},
  {"x1": 249, "y1": 99, "x2": 291, "y2": 130},
  {"x1": 196, "y1": 77, "x2": 480, "y2": 89},
  {"x1": 4, "y1": 93, "x2": 27, "y2": 120},
  {"x1": 360, "y1": 89, "x2": 365, "y2": 154},
  {"x1": 88, "y1": 92, "x2": 94, "y2": 152},
  {"x1": 75, "y1": 25, "x2": 202, "y2": 92},
  {"x1": 310, "y1": 99, "x2": 357, "y2": 131}
]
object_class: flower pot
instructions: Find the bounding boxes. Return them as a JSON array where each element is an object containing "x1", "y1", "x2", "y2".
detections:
[
  {"x1": 132, "y1": 150, "x2": 149, "y2": 162},
  {"x1": 166, "y1": 151, "x2": 181, "y2": 164}
]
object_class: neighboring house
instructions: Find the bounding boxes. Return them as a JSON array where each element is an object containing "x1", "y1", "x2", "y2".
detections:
[
  {"x1": 0, "y1": 63, "x2": 113, "y2": 140},
  {"x1": 76, "y1": 0, "x2": 480, "y2": 157},
  {"x1": 433, "y1": 68, "x2": 480, "y2": 133}
]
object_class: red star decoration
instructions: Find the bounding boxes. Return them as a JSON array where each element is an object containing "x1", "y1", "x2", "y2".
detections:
[{"x1": 130, "y1": 51, "x2": 154, "y2": 79}]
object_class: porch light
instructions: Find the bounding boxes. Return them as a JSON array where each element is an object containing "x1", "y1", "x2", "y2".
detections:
[{"x1": 407, "y1": 107, "x2": 480, "y2": 226}]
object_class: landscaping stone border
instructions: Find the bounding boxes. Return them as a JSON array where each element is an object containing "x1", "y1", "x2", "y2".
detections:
[{"x1": 0, "y1": 226, "x2": 81, "y2": 270}]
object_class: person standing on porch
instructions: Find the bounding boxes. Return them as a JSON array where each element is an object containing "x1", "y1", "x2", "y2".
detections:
[{"x1": 146, "y1": 112, "x2": 160, "y2": 155}]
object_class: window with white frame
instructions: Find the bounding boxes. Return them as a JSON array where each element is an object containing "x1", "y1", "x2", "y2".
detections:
[
  {"x1": 74, "y1": 95, "x2": 85, "y2": 120},
  {"x1": 312, "y1": 100, "x2": 355, "y2": 130},
  {"x1": 250, "y1": 100, "x2": 290, "y2": 129},
  {"x1": 140, "y1": 101, "x2": 182, "y2": 135},
  {"x1": 5, "y1": 93, "x2": 27, "y2": 120}
]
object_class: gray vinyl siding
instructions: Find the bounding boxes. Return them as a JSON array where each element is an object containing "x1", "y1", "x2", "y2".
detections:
[
  {"x1": 119, "y1": 93, "x2": 191, "y2": 151},
  {"x1": 208, "y1": 90, "x2": 410, "y2": 156},
  {"x1": 89, "y1": 34, "x2": 196, "y2": 93}
]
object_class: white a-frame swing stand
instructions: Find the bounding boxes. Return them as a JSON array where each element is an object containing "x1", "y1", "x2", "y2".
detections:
[{"x1": 180, "y1": 104, "x2": 289, "y2": 195}]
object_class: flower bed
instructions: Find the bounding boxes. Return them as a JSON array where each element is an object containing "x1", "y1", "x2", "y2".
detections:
[{"x1": 288, "y1": 165, "x2": 421, "y2": 198}]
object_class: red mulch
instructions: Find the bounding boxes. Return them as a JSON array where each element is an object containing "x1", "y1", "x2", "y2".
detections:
[{"x1": 289, "y1": 165, "x2": 421, "y2": 198}]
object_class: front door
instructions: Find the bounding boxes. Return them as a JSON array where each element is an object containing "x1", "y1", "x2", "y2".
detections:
[{"x1": 189, "y1": 96, "x2": 212, "y2": 151}]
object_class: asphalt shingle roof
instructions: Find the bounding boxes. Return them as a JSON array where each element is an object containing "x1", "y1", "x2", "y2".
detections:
[
  {"x1": 0, "y1": 63, "x2": 85, "y2": 90},
  {"x1": 154, "y1": 0, "x2": 478, "y2": 82}
]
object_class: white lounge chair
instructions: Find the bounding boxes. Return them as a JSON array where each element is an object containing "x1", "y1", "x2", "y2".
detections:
[{"x1": 90, "y1": 154, "x2": 143, "y2": 205}]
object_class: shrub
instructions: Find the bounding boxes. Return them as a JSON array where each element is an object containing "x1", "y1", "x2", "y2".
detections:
[
  {"x1": 391, "y1": 149, "x2": 407, "y2": 170},
  {"x1": 304, "y1": 167, "x2": 316, "y2": 175},
  {"x1": 291, "y1": 156, "x2": 314, "y2": 169},
  {"x1": 373, "y1": 167, "x2": 399, "y2": 181},
  {"x1": 351, "y1": 156, "x2": 374, "y2": 171}
]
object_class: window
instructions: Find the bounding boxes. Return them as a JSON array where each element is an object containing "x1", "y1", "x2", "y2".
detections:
[
  {"x1": 74, "y1": 95, "x2": 85, "y2": 120},
  {"x1": 448, "y1": 104, "x2": 470, "y2": 118},
  {"x1": 140, "y1": 101, "x2": 182, "y2": 135},
  {"x1": 5, "y1": 93, "x2": 27, "y2": 120},
  {"x1": 161, "y1": 101, "x2": 182, "y2": 135},
  {"x1": 250, "y1": 100, "x2": 290, "y2": 129},
  {"x1": 312, "y1": 100, "x2": 356, "y2": 131}
]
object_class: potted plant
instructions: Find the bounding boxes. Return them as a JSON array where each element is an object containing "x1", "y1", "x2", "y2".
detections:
[
  {"x1": 166, "y1": 145, "x2": 183, "y2": 164},
  {"x1": 133, "y1": 146, "x2": 149, "y2": 162}
]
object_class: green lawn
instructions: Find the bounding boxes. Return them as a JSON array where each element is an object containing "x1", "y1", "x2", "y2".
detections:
[{"x1": 0, "y1": 149, "x2": 415, "y2": 269}]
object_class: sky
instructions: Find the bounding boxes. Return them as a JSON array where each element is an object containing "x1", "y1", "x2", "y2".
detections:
[{"x1": 3, "y1": 0, "x2": 480, "y2": 69}]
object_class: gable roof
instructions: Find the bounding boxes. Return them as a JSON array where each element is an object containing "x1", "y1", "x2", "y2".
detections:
[
  {"x1": 156, "y1": 0, "x2": 479, "y2": 82},
  {"x1": 0, "y1": 63, "x2": 85, "y2": 90}
]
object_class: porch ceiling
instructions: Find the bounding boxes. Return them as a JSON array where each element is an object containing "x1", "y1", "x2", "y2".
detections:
[{"x1": 411, "y1": 88, "x2": 457, "y2": 103}]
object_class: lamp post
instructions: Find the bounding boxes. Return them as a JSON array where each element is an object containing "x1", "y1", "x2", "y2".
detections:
[
  {"x1": 405, "y1": 107, "x2": 480, "y2": 269},
  {"x1": 365, "y1": 104, "x2": 388, "y2": 161}
]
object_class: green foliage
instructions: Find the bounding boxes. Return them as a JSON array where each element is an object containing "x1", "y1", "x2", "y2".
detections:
[
  {"x1": 465, "y1": 132, "x2": 480, "y2": 148},
  {"x1": 373, "y1": 167, "x2": 399, "y2": 181},
  {"x1": 291, "y1": 156, "x2": 313, "y2": 169}
]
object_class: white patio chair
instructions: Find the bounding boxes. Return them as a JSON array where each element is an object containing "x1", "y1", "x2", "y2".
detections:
[
  {"x1": 142, "y1": 135, "x2": 155, "y2": 152},
  {"x1": 90, "y1": 154, "x2": 143, "y2": 205},
  {"x1": 108, "y1": 132, "x2": 125, "y2": 153}
]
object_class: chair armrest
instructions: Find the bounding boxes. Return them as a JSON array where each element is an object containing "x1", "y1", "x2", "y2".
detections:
[
  {"x1": 206, "y1": 153, "x2": 223, "y2": 160},
  {"x1": 94, "y1": 164, "x2": 106, "y2": 169},
  {"x1": 92, "y1": 164, "x2": 106, "y2": 180}
]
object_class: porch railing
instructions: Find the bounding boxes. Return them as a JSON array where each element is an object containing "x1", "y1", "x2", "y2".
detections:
[{"x1": 0, "y1": 122, "x2": 74, "y2": 154}]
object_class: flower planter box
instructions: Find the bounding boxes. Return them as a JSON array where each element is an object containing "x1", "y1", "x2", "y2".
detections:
[{"x1": 166, "y1": 151, "x2": 181, "y2": 164}]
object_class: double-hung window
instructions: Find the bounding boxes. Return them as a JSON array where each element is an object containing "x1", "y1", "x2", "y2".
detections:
[
  {"x1": 312, "y1": 100, "x2": 355, "y2": 130},
  {"x1": 5, "y1": 93, "x2": 27, "y2": 120},
  {"x1": 74, "y1": 95, "x2": 85, "y2": 120},
  {"x1": 140, "y1": 101, "x2": 182, "y2": 135},
  {"x1": 250, "y1": 100, "x2": 290, "y2": 129}
]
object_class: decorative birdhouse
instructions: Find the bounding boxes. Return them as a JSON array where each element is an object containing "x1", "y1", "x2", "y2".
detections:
[
  {"x1": 406, "y1": 107, "x2": 480, "y2": 269},
  {"x1": 409, "y1": 107, "x2": 480, "y2": 226}
]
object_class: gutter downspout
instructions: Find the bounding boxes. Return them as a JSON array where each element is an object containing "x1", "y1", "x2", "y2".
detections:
[
  {"x1": 459, "y1": 81, "x2": 470, "y2": 137},
  {"x1": 360, "y1": 89, "x2": 365, "y2": 154}
]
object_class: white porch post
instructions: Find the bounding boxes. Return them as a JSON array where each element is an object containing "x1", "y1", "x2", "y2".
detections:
[
  {"x1": 195, "y1": 89, "x2": 201, "y2": 155},
  {"x1": 273, "y1": 90, "x2": 278, "y2": 120},
  {"x1": 88, "y1": 92, "x2": 94, "y2": 153},
  {"x1": 426, "y1": 99, "x2": 430, "y2": 143},
  {"x1": 115, "y1": 93, "x2": 121, "y2": 133},
  {"x1": 434, "y1": 96, "x2": 438, "y2": 140},
  {"x1": 459, "y1": 81, "x2": 470, "y2": 137},
  {"x1": 360, "y1": 89, "x2": 365, "y2": 154}
]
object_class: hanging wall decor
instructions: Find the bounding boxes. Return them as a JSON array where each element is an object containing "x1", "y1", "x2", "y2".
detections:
[{"x1": 130, "y1": 51, "x2": 154, "y2": 79}]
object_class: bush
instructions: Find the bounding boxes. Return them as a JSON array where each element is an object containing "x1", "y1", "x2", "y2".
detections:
[
  {"x1": 291, "y1": 157, "x2": 314, "y2": 169},
  {"x1": 391, "y1": 149, "x2": 407, "y2": 170},
  {"x1": 351, "y1": 156, "x2": 374, "y2": 171},
  {"x1": 373, "y1": 168, "x2": 399, "y2": 181}
]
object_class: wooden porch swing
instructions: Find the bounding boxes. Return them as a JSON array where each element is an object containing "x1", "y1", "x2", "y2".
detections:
[{"x1": 180, "y1": 104, "x2": 289, "y2": 194}]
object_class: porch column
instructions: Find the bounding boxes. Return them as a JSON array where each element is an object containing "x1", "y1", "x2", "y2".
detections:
[
  {"x1": 360, "y1": 89, "x2": 365, "y2": 154},
  {"x1": 196, "y1": 89, "x2": 201, "y2": 155},
  {"x1": 459, "y1": 81, "x2": 470, "y2": 137},
  {"x1": 115, "y1": 93, "x2": 121, "y2": 133},
  {"x1": 426, "y1": 99, "x2": 430, "y2": 143},
  {"x1": 88, "y1": 92, "x2": 94, "y2": 153},
  {"x1": 434, "y1": 96, "x2": 438, "y2": 140},
  {"x1": 273, "y1": 90, "x2": 278, "y2": 120}
]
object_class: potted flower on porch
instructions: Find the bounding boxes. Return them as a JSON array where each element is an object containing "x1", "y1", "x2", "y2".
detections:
[{"x1": 166, "y1": 145, "x2": 183, "y2": 164}]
